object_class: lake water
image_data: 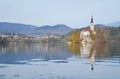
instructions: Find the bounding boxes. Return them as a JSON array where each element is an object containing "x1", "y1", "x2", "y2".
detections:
[{"x1": 0, "y1": 42, "x2": 120, "y2": 79}]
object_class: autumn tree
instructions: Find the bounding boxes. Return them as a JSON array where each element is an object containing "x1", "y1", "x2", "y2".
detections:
[
  {"x1": 89, "y1": 30, "x2": 96, "y2": 41},
  {"x1": 96, "y1": 27, "x2": 108, "y2": 43},
  {"x1": 66, "y1": 30, "x2": 80, "y2": 43}
]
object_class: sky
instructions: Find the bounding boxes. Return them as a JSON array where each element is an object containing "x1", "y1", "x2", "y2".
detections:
[{"x1": 0, "y1": 0, "x2": 120, "y2": 28}]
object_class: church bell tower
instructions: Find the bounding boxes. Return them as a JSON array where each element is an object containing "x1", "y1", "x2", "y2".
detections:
[{"x1": 90, "y1": 16, "x2": 94, "y2": 32}]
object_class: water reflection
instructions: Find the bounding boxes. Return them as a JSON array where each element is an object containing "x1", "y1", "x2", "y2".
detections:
[
  {"x1": 0, "y1": 43, "x2": 72, "y2": 64},
  {"x1": 0, "y1": 42, "x2": 120, "y2": 65},
  {"x1": 0, "y1": 42, "x2": 120, "y2": 79},
  {"x1": 81, "y1": 43, "x2": 95, "y2": 71},
  {"x1": 67, "y1": 42, "x2": 120, "y2": 71},
  {"x1": 67, "y1": 43, "x2": 95, "y2": 71}
]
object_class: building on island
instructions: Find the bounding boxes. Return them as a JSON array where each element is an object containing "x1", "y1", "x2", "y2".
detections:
[{"x1": 80, "y1": 16, "x2": 96, "y2": 43}]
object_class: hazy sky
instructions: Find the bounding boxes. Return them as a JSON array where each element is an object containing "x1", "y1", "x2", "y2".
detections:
[{"x1": 0, "y1": 0, "x2": 120, "y2": 28}]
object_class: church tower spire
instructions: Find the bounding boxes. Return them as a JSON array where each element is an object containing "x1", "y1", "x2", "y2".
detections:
[
  {"x1": 91, "y1": 16, "x2": 93, "y2": 23},
  {"x1": 90, "y1": 16, "x2": 94, "y2": 31}
]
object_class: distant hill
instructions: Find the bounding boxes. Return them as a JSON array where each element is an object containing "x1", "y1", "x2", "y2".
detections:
[
  {"x1": 106, "y1": 21, "x2": 120, "y2": 27},
  {"x1": 95, "y1": 24, "x2": 106, "y2": 27},
  {"x1": 32, "y1": 24, "x2": 73, "y2": 35},
  {"x1": 94, "y1": 24, "x2": 108, "y2": 29},
  {"x1": 0, "y1": 22, "x2": 37, "y2": 34},
  {"x1": 0, "y1": 22, "x2": 73, "y2": 35}
]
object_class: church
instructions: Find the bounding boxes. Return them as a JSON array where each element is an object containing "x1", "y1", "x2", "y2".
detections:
[{"x1": 80, "y1": 16, "x2": 95, "y2": 42}]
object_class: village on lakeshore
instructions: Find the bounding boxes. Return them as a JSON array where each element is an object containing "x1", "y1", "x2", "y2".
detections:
[{"x1": 0, "y1": 16, "x2": 120, "y2": 44}]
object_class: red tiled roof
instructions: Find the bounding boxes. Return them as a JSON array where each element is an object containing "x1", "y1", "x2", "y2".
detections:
[{"x1": 82, "y1": 26, "x2": 90, "y2": 32}]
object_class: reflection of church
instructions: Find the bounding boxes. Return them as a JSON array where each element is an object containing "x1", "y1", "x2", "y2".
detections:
[
  {"x1": 80, "y1": 43, "x2": 95, "y2": 71},
  {"x1": 80, "y1": 43, "x2": 92, "y2": 58}
]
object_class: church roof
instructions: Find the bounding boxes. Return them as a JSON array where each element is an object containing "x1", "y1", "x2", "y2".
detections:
[{"x1": 82, "y1": 26, "x2": 90, "y2": 32}]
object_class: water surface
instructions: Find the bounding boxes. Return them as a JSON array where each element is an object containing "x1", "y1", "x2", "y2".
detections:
[{"x1": 0, "y1": 42, "x2": 120, "y2": 79}]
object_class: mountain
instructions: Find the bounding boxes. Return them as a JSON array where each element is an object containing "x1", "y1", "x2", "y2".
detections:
[
  {"x1": 94, "y1": 24, "x2": 107, "y2": 29},
  {"x1": 106, "y1": 21, "x2": 120, "y2": 27},
  {"x1": 95, "y1": 24, "x2": 106, "y2": 27},
  {"x1": 0, "y1": 22, "x2": 73, "y2": 35},
  {"x1": 0, "y1": 22, "x2": 37, "y2": 34},
  {"x1": 32, "y1": 24, "x2": 73, "y2": 35}
]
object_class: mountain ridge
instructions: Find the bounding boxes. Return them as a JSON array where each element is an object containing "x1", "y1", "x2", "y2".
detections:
[
  {"x1": 0, "y1": 22, "x2": 73, "y2": 35},
  {"x1": 106, "y1": 21, "x2": 120, "y2": 27}
]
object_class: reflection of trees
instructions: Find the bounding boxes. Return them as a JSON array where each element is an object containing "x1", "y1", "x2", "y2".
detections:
[
  {"x1": 67, "y1": 42, "x2": 110, "y2": 59},
  {"x1": 0, "y1": 42, "x2": 72, "y2": 64},
  {"x1": 68, "y1": 42, "x2": 120, "y2": 61},
  {"x1": 95, "y1": 43, "x2": 108, "y2": 58},
  {"x1": 0, "y1": 42, "x2": 29, "y2": 55},
  {"x1": 0, "y1": 42, "x2": 67, "y2": 55},
  {"x1": 108, "y1": 43, "x2": 120, "y2": 58},
  {"x1": 67, "y1": 43, "x2": 81, "y2": 55}
]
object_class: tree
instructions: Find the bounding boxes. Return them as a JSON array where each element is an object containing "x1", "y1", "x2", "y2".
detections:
[
  {"x1": 96, "y1": 27, "x2": 108, "y2": 43},
  {"x1": 90, "y1": 30, "x2": 96, "y2": 41},
  {"x1": 66, "y1": 30, "x2": 80, "y2": 43}
]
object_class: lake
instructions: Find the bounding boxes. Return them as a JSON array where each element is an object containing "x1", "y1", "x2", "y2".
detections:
[{"x1": 0, "y1": 42, "x2": 120, "y2": 79}]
